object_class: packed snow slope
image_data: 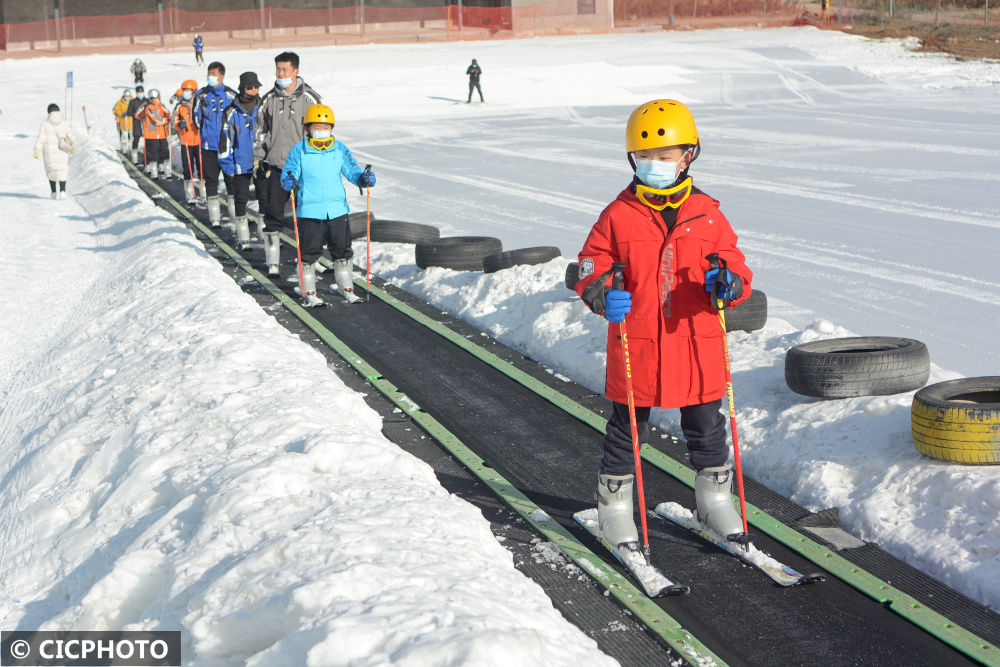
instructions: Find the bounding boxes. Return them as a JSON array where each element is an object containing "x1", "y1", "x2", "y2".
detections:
[{"x1": 1, "y1": 26, "x2": 999, "y2": 664}]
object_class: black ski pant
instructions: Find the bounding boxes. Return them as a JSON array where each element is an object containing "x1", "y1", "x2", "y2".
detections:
[
  {"x1": 49, "y1": 180, "x2": 66, "y2": 193},
  {"x1": 201, "y1": 149, "x2": 232, "y2": 198},
  {"x1": 179, "y1": 144, "x2": 200, "y2": 180},
  {"x1": 297, "y1": 214, "x2": 353, "y2": 265},
  {"x1": 468, "y1": 81, "x2": 483, "y2": 102},
  {"x1": 600, "y1": 398, "x2": 727, "y2": 476},
  {"x1": 143, "y1": 138, "x2": 169, "y2": 164},
  {"x1": 229, "y1": 173, "x2": 252, "y2": 218},
  {"x1": 257, "y1": 164, "x2": 291, "y2": 233},
  {"x1": 134, "y1": 72, "x2": 144, "y2": 84},
  {"x1": 131, "y1": 124, "x2": 142, "y2": 150}
]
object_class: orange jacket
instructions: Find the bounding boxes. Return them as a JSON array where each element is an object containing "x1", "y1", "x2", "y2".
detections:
[
  {"x1": 138, "y1": 99, "x2": 171, "y2": 140},
  {"x1": 172, "y1": 103, "x2": 200, "y2": 147},
  {"x1": 112, "y1": 98, "x2": 132, "y2": 131}
]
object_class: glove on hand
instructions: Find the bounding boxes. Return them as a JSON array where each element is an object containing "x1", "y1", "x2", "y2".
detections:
[
  {"x1": 359, "y1": 168, "x2": 375, "y2": 187},
  {"x1": 178, "y1": 119, "x2": 188, "y2": 130},
  {"x1": 704, "y1": 268, "x2": 742, "y2": 306},
  {"x1": 604, "y1": 289, "x2": 632, "y2": 323},
  {"x1": 34, "y1": 151, "x2": 39, "y2": 159},
  {"x1": 284, "y1": 171, "x2": 298, "y2": 189}
]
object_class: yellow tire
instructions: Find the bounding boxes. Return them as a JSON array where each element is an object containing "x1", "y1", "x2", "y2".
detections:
[{"x1": 911, "y1": 377, "x2": 1000, "y2": 465}]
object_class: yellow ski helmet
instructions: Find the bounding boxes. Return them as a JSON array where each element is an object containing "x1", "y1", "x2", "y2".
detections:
[
  {"x1": 626, "y1": 99, "x2": 699, "y2": 153},
  {"x1": 304, "y1": 104, "x2": 335, "y2": 126}
]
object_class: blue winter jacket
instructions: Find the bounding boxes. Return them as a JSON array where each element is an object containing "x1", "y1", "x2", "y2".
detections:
[
  {"x1": 193, "y1": 83, "x2": 236, "y2": 151},
  {"x1": 193, "y1": 35, "x2": 203, "y2": 50},
  {"x1": 218, "y1": 98, "x2": 260, "y2": 176},
  {"x1": 281, "y1": 139, "x2": 365, "y2": 220}
]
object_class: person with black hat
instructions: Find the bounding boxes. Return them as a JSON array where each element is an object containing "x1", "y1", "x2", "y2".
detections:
[
  {"x1": 219, "y1": 72, "x2": 263, "y2": 250},
  {"x1": 466, "y1": 58, "x2": 483, "y2": 104},
  {"x1": 34, "y1": 103, "x2": 74, "y2": 199},
  {"x1": 125, "y1": 85, "x2": 148, "y2": 163}
]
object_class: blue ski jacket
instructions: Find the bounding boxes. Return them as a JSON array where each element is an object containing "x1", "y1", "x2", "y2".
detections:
[
  {"x1": 193, "y1": 35, "x2": 203, "y2": 50},
  {"x1": 281, "y1": 138, "x2": 365, "y2": 220},
  {"x1": 193, "y1": 83, "x2": 236, "y2": 151},
  {"x1": 219, "y1": 98, "x2": 260, "y2": 176}
]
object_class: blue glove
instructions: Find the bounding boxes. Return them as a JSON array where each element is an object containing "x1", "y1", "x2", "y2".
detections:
[
  {"x1": 284, "y1": 171, "x2": 298, "y2": 190},
  {"x1": 704, "y1": 268, "x2": 742, "y2": 304},
  {"x1": 359, "y1": 169, "x2": 375, "y2": 187},
  {"x1": 604, "y1": 289, "x2": 631, "y2": 323}
]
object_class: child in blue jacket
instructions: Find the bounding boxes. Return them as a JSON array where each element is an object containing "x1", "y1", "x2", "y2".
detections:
[
  {"x1": 219, "y1": 72, "x2": 262, "y2": 251},
  {"x1": 281, "y1": 103, "x2": 375, "y2": 305}
]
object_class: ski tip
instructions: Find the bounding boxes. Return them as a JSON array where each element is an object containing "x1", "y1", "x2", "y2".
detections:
[
  {"x1": 660, "y1": 583, "x2": 690, "y2": 597},
  {"x1": 798, "y1": 573, "x2": 826, "y2": 585}
]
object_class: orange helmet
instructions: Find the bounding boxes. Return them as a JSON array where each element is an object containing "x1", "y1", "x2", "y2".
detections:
[{"x1": 181, "y1": 79, "x2": 198, "y2": 91}]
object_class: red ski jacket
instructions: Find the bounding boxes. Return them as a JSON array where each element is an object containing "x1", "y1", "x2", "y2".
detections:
[{"x1": 575, "y1": 185, "x2": 752, "y2": 409}]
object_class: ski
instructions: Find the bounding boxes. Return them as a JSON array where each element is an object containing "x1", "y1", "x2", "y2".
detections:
[
  {"x1": 653, "y1": 502, "x2": 824, "y2": 587},
  {"x1": 573, "y1": 508, "x2": 689, "y2": 598}
]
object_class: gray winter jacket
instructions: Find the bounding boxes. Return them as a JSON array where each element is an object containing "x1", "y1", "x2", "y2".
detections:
[{"x1": 253, "y1": 77, "x2": 321, "y2": 169}]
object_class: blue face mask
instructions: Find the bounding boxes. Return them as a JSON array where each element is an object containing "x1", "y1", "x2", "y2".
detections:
[
  {"x1": 207, "y1": 75, "x2": 219, "y2": 87},
  {"x1": 635, "y1": 159, "x2": 680, "y2": 189},
  {"x1": 276, "y1": 77, "x2": 293, "y2": 89},
  {"x1": 182, "y1": 90, "x2": 193, "y2": 101}
]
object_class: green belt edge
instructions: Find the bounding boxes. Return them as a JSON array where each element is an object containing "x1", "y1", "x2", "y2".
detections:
[
  {"x1": 124, "y1": 157, "x2": 726, "y2": 667},
  {"x1": 301, "y1": 227, "x2": 996, "y2": 666}
]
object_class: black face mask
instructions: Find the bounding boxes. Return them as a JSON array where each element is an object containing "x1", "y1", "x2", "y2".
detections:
[{"x1": 239, "y1": 91, "x2": 259, "y2": 105}]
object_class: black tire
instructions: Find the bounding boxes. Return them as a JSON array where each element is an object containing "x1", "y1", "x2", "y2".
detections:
[
  {"x1": 415, "y1": 236, "x2": 503, "y2": 271},
  {"x1": 565, "y1": 262, "x2": 580, "y2": 290},
  {"x1": 348, "y1": 211, "x2": 373, "y2": 239},
  {"x1": 784, "y1": 337, "x2": 930, "y2": 398},
  {"x1": 368, "y1": 220, "x2": 440, "y2": 244},
  {"x1": 911, "y1": 377, "x2": 1000, "y2": 464},
  {"x1": 725, "y1": 289, "x2": 767, "y2": 333},
  {"x1": 482, "y1": 246, "x2": 561, "y2": 273}
]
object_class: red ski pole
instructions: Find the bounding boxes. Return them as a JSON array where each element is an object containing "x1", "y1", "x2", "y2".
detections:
[
  {"x1": 706, "y1": 253, "x2": 750, "y2": 549},
  {"x1": 611, "y1": 262, "x2": 651, "y2": 561},
  {"x1": 197, "y1": 144, "x2": 206, "y2": 199},
  {"x1": 290, "y1": 188, "x2": 307, "y2": 302},
  {"x1": 365, "y1": 182, "x2": 371, "y2": 301}
]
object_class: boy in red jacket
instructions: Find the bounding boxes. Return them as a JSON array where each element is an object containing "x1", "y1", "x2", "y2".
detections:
[{"x1": 575, "y1": 99, "x2": 753, "y2": 550}]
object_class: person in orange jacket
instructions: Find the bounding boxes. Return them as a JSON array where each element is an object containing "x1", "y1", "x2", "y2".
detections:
[
  {"x1": 137, "y1": 88, "x2": 171, "y2": 179},
  {"x1": 574, "y1": 99, "x2": 753, "y2": 551},
  {"x1": 173, "y1": 79, "x2": 203, "y2": 205},
  {"x1": 112, "y1": 90, "x2": 133, "y2": 154}
]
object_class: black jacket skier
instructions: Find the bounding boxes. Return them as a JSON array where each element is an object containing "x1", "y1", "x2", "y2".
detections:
[{"x1": 466, "y1": 59, "x2": 483, "y2": 103}]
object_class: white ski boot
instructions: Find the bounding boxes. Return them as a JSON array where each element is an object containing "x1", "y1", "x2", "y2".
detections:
[
  {"x1": 147, "y1": 161, "x2": 157, "y2": 178},
  {"x1": 235, "y1": 216, "x2": 252, "y2": 251},
  {"x1": 225, "y1": 195, "x2": 236, "y2": 223},
  {"x1": 295, "y1": 263, "x2": 324, "y2": 307},
  {"x1": 207, "y1": 196, "x2": 222, "y2": 228},
  {"x1": 184, "y1": 181, "x2": 197, "y2": 205},
  {"x1": 195, "y1": 180, "x2": 206, "y2": 209},
  {"x1": 58, "y1": 187, "x2": 67, "y2": 200},
  {"x1": 159, "y1": 159, "x2": 171, "y2": 179},
  {"x1": 50, "y1": 191, "x2": 58, "y2": 200},
  {"x1": 313, "y1": 260, "x2": 327, "y2": 274},
  {"x1": 695, "y1": 466, "x2": 747, "y2": 541},
  {"x1": 264, "y1": 232, "x2": 281, "y2": 276},
  {"x1": 131, "y1": 148, "x2": 139, "y2": 163},
  {"x1": 597, "y1": 473, "x2": 639, "y2": 548},
  {"x1": 331, "y1": 258, "x2": 362, "y2": 303}
]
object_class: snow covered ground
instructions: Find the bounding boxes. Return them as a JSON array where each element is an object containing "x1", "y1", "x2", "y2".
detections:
[{"x1": 1, "y1": 26, "x2": 999, "y2": 663}]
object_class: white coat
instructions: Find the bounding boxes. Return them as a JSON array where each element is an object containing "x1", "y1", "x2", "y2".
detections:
[{"x1": 34, "y1": 112, "x2": 74, "y2": 181}]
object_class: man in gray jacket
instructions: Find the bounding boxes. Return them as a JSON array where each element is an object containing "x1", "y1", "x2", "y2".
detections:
[{"x1": 253, "y1": 51, "x2": 322, "y2": 275}]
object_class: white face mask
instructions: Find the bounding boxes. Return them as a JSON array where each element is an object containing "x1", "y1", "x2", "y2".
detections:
[
  {"x1": 49, "y1": 111, "x2": 62, "y2": 123},
  {"x1": 635, "y1": 159, "x2": 680, "y2": 189},
  {"x1": 276, "y1": 77, "x2": 293, "y2": 89},
  {"x1": 311, "y1": 130, "x2": 332, "y2": 140},
  {"x1": 207, "y1": 75, "x2": 219, "y2": 87},
  {"x1": 182, "y1": 90, "x2": 193, "y2": 101}
]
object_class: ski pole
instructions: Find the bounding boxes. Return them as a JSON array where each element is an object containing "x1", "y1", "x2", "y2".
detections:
[
  {"x1": 363, "y1": 164, "x2": 372, "y2": 302},
  {"x1": 82, "y1": 105, "x2": 91, "y2": 134},
  {"x1": 706, "y1": 253, "x2": 751, "y2": 550},
  {"x1": 290, "y1": 185, "x2": 307, "y2": 303},
  {"x1": 197, "y1": 144, "x2": 206, "y2": 200},
  {"x1": 611, "y1": 262, "x2": 651, "y2": 561}
]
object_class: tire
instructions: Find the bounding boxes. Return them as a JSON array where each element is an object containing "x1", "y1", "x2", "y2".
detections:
[
  {"x1": 369, "y1": 220, "x2": 440, "y2": 244},
  {"x1": 415, "y1": 236, "x2": 503, "y2": 271},
  {"x1": 911, "y1": 377, "x2": 1000, "y2": 464},
  {"x1": 482, "y1": 246, "x2": 561, "y2": 273},
  {"x1": 348, "y1": 211, "x2": 373, "y2": 239},
  {"x1": 725, "y1": 289, "x2": 767, "y2": 333},
  {"x1": 565, "y1": 262, "x2": 580, "y2": 290},
  {"x1": 784, "y1": 337, "x2": 930, "y2": 398}
]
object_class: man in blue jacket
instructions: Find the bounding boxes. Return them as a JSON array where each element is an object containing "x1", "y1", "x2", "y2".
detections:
[
  {"x1": 219, "y1": 72, "x2": 262, "y2": 251},
  {"x1": 281, "y1": 104, "x2": 375, "y2": 306},
  {"x1": 193, "y1": 61, "x2": 237, "y2": 227}
]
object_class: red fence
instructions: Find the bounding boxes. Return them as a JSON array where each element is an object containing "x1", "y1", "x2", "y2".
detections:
[{"x1": 2, "y1": 5, "x2": 523, "y2": 51}]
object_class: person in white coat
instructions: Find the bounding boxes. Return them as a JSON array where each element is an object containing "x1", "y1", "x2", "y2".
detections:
[{"x1": 34, "y1": 103, "x2": 75, "y2": 199}]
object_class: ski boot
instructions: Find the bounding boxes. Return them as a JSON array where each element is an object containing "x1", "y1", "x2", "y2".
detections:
[
  {"x1": 313, "y1": 260, "x2": 327, "y2": 274},
  {"x1": 184, "y1": 181, "x2": 198, "y2": 205},
  {"x1": 206, "y1": 195, "x2": 222, "y2": 228},
  {"x1": 263, "y1": 232, "x2": 281, "y2": 276},
  {"x1": 332, "y1": 258, "x2": 362, "y2": 303},
  {"x1": 195, "y1": 180, "x2": 206, "y2": 209},
  {"x1": 148, "y1": 161, "x2": 158, "y2": 179},
  {"x1": 225, "y1": 195, "x2": 236, "y2": 223},
  {"x1": 597, "y1": 473, "x2": 639, "y2": 548},
  {"x1": 159, "y1": 159, "x2": 171, "y2": 179},
  {"x1": 130, "y1": 148, "x2": 139, "y2": 163},
  {"x1": 695, "y1": 466, "x2": 747, "y2": 542},
  {"x1": 234, "y1": 216, "x2": 252, "y2": 251},
  {"x1": 295, "y1": 263, "x2": 324, "y2": 307}
]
